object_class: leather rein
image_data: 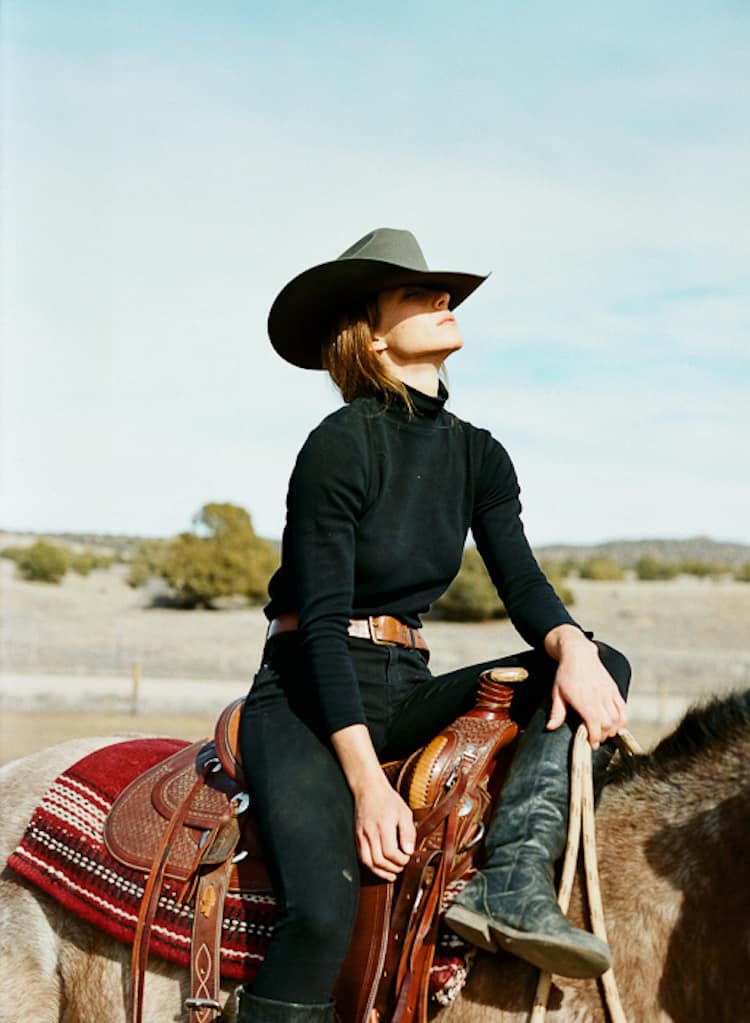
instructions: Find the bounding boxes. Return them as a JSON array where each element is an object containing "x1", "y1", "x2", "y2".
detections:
[{"x1": 530, "y1": 727, "x2": 644, "y2": 1023}]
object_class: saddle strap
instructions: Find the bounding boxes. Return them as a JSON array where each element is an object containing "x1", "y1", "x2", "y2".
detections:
[
  {"x1": 394, "y1": 859, "x2": 446, "y2": 1023},
  {"x1": 185, "y1": 856, "x2": 236, "y2": 1023},
  {"x1": 131, "y1": 769, "x2": 208, "y2": 1023},
  {"x1": 375, "y1": 774, "x2": 468, "y2": 1023},
  {"x1": 392, "y1": 782, "x2": 463, "y2": 1023}
]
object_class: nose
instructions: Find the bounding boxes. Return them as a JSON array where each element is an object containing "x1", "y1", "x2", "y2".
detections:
[{"x1": 433, "y1": 290, "x2": 451, "y2": 310}]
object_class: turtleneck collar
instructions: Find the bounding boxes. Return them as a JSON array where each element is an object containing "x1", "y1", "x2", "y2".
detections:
[{"x1": 404, "y1": 380, "x2": 448, "y2": 419}]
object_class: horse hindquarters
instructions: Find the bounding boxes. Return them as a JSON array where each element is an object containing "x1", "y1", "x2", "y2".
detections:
[
  {"x1": 0, "y1": 871, "x2": 64, "y2": 1023},
  {"x1": 0, "y1": 747, "x2": 102, "y2": 1023},
  {"x1": 0, "y1": 739, "x2": 236, "y2": 1023},
  {"x1": 1, "y1": 856, "x2": 239, "y2": 1023}
]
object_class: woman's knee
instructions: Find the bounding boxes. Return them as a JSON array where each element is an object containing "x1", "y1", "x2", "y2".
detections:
[
  {"x1": 280, "y1": 873, "x2": 359, "y2": 951},
  {"x1": 594, "y1": 641, "x2": 631, "y2": 699}
]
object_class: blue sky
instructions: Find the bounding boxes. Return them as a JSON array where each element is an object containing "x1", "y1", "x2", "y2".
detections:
[{"x1": 2, "y1": 1, "x2": 749, "y2": 545}]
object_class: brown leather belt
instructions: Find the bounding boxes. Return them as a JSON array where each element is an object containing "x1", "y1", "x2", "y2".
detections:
[{"x1": 267, "y1": 612, "x2": 428, "y2": 652}]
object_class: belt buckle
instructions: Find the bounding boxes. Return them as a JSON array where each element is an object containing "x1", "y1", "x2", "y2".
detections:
[{"x1": 368, "y1": 615, "x2": 397, "y2": 646}]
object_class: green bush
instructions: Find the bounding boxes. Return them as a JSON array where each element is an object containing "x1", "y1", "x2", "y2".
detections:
[
  {"x1": 158, "y1": 502, "x2": 279, "y2": 609},
  {"x1": 3, "y1": 542, "x2": 112, "y2": 578},
  {"x1": 127, "y1": 539, "x2": 172, "y2": 587},
  {"x1": 433, "y1": 547, "x2": 508, "y2": 622},
  {"x1": 70, "y1": 551, "x2": 112, "y2": 575},
  {"x1": 70, "y1": 552, "x2": 96, "y2": 576},
  {"x1": 433, "y1": 550, "x2": 575, "y2": 622},
  {"x1": 635, "y1": 555, "x2": 679, "y2": 581},
  {"x1": 678, "y1": 560, "x2": 729, "y2": 578},
  {"x1": 1, "y1": 545, "x2": 29, "y2": 562},
  {"x1": 17, "y1": 540, "x2": 69, "y2": 583},
  {"x1": 579, "y1": 557, "x2": 625, "y2": 581},
  {"x1": 734, "y1": 562, "x2": 750, "y2": 582},
  {"x1": 546, "y1": 572, "x2": 575, "y2": 607},
  {"x1": 540, "y1": 557, "x2": 579, "y2": 579}
]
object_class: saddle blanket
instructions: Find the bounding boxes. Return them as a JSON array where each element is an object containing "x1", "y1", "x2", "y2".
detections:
[{"x1": 7, "y1": 738, "x2": 474, "y2": 1006}]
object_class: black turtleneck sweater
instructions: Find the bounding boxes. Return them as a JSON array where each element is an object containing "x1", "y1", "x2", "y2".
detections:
[{"x1": 266, "y1": 384, "x2": 578, "y2": 734}]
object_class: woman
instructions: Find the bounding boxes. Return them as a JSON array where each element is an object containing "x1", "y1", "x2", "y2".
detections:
[{"x1": 238, "y1": 228, "x2": 630, "y2": 1023}]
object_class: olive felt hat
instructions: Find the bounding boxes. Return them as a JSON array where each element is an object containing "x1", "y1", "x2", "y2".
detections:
[{"x1": 267, "y1": 227, "x2": 488, "y2": 370}]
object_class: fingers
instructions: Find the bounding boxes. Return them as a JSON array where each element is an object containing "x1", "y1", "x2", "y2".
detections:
[
  {"x1": 584, "y1": 692, "x2": 629, "y2": 749},
  {"x1": 357, "y1": 829, "x2": 409, "y2": 881},
  {"x1": 398, "y1": 810, "x2": 416, "y2": 857},
  {"x1": 552, "y1": 655, "x2": 629, "y2": 749},
  {"x1": 357, "y1": 830, "x2": 401, "y2": 882},
  {"x1": 355, "y1": 794, "x2": 415, "y2": 881},
  {"x1": 614, "y1": 690, "x2": 629, "y2": 728},
  {"x1": 546, "y1": 687, "x2": 567, "y2": 731}
]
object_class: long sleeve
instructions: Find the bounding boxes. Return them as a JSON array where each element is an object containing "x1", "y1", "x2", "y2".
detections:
[
  {"x1": 471, "y1": 431, "x2": 579, "y2": 647},
  {"x1": 285, "y1": 416, "x2": 370, "y2": 734}
]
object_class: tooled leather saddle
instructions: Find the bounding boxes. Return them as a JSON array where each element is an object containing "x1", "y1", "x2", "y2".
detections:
[{"x1": 103, "y1": 666, "x2": 527, "y2": 1023}]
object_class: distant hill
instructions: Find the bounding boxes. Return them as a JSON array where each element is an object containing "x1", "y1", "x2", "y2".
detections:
[
  {"x1": 0, "y1": 529, "x2": 142, "y2": 557},
  {"x1": 536, "y1": 536, "x2": 750, "y2": 569}
]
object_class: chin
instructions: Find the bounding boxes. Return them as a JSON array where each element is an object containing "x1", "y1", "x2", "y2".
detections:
[{"x1": 443, "y1": 336, "x2": 464, "y2": 356}]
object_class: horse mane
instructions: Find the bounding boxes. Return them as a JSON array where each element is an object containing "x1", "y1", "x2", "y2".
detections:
[{"x1": 607, "y1": 687, "x2": 750, "y2": 787}]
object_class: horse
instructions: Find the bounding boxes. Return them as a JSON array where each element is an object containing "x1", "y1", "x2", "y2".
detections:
[{"x1": 1, "y1": 689, "x2": 748, "y2": 1023}]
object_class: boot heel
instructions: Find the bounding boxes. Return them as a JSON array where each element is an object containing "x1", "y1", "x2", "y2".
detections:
[{"x1": 443, "y1": 902, "x2": 498, "y2": 953}]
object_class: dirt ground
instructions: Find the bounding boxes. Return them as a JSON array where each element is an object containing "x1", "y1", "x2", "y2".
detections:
[
  {"x1": 0, "y1": 709, "x2": 215, "y2": 766},
  {"x1": 2, "y1": 559, "x2": 748, "y2": 765}
]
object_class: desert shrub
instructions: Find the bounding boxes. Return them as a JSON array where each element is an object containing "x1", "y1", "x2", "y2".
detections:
[
  {"x1": 679, "y1": 559, "x2": 730, "y2": 579},
  {"x1": 127, "y1": 539, "x2": 172, "y2": 587},
  {"x1": 69, "y1": 550, "x2": 113, "y2": 575},
  {"x1": 159, "y1": 502, "x2": 279, "y2": 608},
  {"x1": 734, "y1": 562, "x2": 750, "y2": 582},
  {"x1": 1, "y1": 545, "x2": 29, "y2": 562},
  {"x1": 70, "y1": 552, "x2": 96, "y2": 576},
  {"x1": 540, "y1": 557, "x2": 581, "y2": 583},
  {"x1": 3, "y1": 542, "x2": 111, "y2": 578},
  {"x1": 545, "y1": 572, "x2": 575, "y2": 607},
  {"x1": 635, "y1": 555, "x2": 679, "y2": 581},
  {"x1": 433, "y1": 547, "x2": 508, "y2": 622},
  {"x1": 579, "y1": 556, "x2": 625, "y2": 581},
  {"x1": 433, "y1": 549, "x2": 575, "y2": 622},
  {"x1": 17, "y1": 540, "x2": 69, "y2": 583}
]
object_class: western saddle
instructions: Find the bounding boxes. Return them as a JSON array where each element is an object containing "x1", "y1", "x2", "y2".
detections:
[{"x1": 103, "y1": 666, "x2": 527, "y2": 1023}]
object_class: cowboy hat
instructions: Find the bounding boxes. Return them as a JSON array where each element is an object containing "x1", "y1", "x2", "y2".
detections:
[{"x1": 267, "y1": 227, "x2": 488, "y2": 369}]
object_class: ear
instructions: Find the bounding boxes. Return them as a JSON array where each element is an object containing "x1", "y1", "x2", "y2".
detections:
[{"x1": 370, "y1": 335, "x2": 388, "y2": 353}]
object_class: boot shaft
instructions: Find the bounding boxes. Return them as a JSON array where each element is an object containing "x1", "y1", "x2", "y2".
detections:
[{"x1": 237, "y1": 990, "x2": 334, "y2": 1023}]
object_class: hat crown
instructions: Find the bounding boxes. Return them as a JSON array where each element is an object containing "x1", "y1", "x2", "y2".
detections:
[{"x1": 338, "y1": 228, "x2": 429, "y2": 272}]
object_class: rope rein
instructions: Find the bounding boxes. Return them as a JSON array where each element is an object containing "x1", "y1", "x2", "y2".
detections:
[{"x1": 529, "y1": 728, "x2": 644, "y2": 1023}]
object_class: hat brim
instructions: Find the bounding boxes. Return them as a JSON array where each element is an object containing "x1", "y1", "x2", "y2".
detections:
[{"x1": 268, "y1": 258, "x2": 488, "y2": 370}]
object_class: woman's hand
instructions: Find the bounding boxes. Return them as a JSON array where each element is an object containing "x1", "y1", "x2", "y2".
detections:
[
  {"x1": 353, "y1": 777, "x2": 416, "y2": 882},
  {"x1": 544, "y1": 625, "x2": 628, "y2": 749},
  {"x1": 331, "y1": 723, "x2": 416, "y2": 881}
]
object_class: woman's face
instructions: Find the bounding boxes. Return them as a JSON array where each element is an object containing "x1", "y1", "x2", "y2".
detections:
[{"x1": 372, "y1": 286, "x2": 464, "y2": 367}]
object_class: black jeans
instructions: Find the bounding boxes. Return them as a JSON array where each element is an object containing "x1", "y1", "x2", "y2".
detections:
[{"x1": 239, "y1": 633, "x2": 630, "y2": 1004}]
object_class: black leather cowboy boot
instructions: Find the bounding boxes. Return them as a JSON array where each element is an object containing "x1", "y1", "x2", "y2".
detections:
[
  {"x1": 443, "y1": 705, "x2": 614, "y2": 978},
  {"x1": 237, "y1": 990, "x2": 335, "y2": 1023}
]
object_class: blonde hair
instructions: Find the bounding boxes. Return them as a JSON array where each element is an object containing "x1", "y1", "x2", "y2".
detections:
[{"x1": 321, "y1": 299, "x2": 414, "y2": 410}]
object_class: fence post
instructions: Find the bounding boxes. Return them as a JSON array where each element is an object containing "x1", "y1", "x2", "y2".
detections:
[
  {"x1": 131, "y1": 660, "x2": 142, "y2": 716},
  {"x1": 658, "y1": 682, "x2": 668, "y2": 723}
]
